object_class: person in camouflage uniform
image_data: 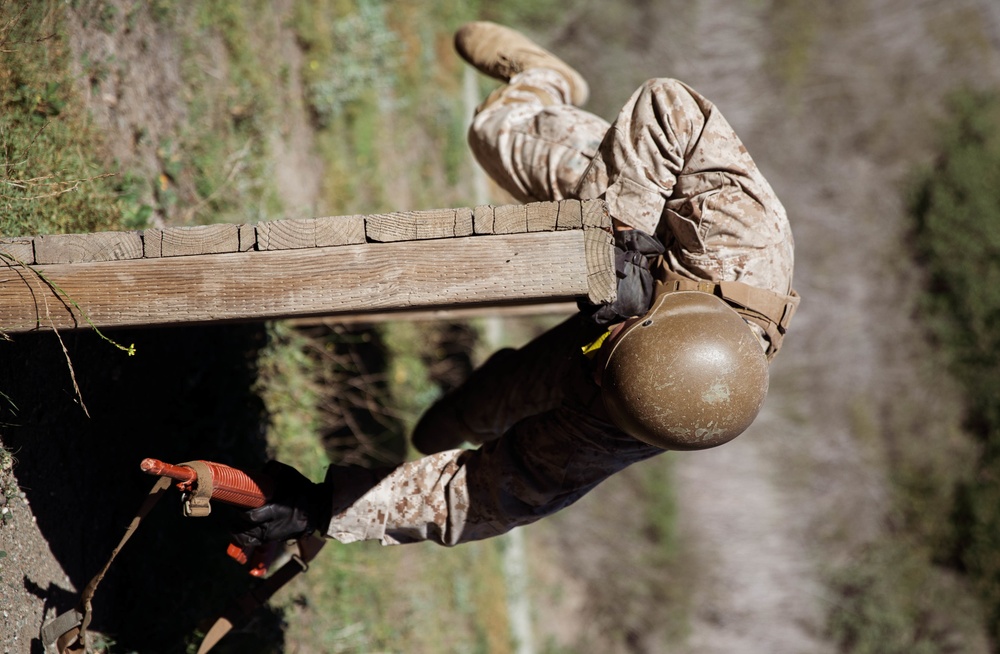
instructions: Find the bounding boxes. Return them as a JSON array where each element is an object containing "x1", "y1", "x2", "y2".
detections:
[{"x1": 232, "y1": 22, "x2": 798, "y2": 550}]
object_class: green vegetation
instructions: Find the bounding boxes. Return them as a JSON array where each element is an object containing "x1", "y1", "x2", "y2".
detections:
[
  {"x1": 0, "y1": 3, "x2": 125, "y2": 238},
  {"x1": 821, "y1": 87, "x2": 1000, "y2": 654},
  {"x1": 291, "y1": 0, "x2": 477, "y2": 215},
  {"x1": 827, "y1": 541, "x2": 986, "y2": 654},
  {"x1": 910, "y1": 89, "x2": 1000, "y2": 649}
]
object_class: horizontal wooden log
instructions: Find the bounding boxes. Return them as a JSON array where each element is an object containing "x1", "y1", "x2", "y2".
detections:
[
  {"x1": 0, "y1": 231, "x2": 592, "y2": 332},
  {"x1": 4, "y1": 201, "x2": 600, "y2": 263},
  {"x1": 288, "y1": 302, "x2": 579, "y2": 327}
]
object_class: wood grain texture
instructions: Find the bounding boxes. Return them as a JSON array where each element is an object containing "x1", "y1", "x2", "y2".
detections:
[
  {"x1": 582, "y1": 199, "x2": 615, "y2": 304},
  {"x1": 581, "y1": 198, "x2": 610, "y2": 228},
  {"x1": 0, "y1": 238, "x2": 34, "y2": 264},
  {"x1": 493, "y1": 203, "x2": 527, "y2": 234},
  {"x1": 288, "y1": 301, "x2": 578, "y2": 326},
  {"x1": 585, "y1": 226, "x2": 616, "y2": 304},
  {"x1": 316, "y1": 215, "x2": 366, "y2": 247},
  {"x1": 238, "y1": 224, "x2": 256, "y2": 252},
  {"x1": 35, "y1": 231, "x2": 143, "y2": 264},
  {"x1": 143, "y1": 229, "x2": 162, "y2": 258},
  {"x1": 365, "y1": 207, "x2": 474, "y2": 242},
  {"x1": 0, "y1": 231, "x2": 591, "y2": 332},
  {"x1": 556, "y1": 200, "x2": 583, "y2": 230},
  {"x1": 527, "y1": 201, "x2": 560, "y2": 232},
  {"x1": 161, "y1": 224, "x2": 239, "y2": 257},
  {"x1": 257, "y1": 215, "x2": 365, "y2": 250},
  {"x1": 473, "y1": 204, "x2": 494, "y2": 234}
]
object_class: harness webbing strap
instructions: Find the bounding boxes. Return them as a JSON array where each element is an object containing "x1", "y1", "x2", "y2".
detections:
[
  {"x1": 181, "y1": 460, "x2": 215, "y2": 517},
  {"x1": 41, "y1": 476, "x2": 173, "y2": 653},
  {"x1": 655, "y1": 267, "x2": 800, "y2": 360},
  {"x1": 196, "y1": 534, "x2": 326, "y2": 654}
]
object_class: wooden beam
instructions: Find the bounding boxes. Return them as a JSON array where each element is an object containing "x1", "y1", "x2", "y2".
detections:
[
  {"x1": 366, "y1": 208, "x2": 474, "y2": 242},
  {"x1": 0, "y1": 237, "x2": 34, "y2": 264},
  {"x1": 34, "y1": 231, "x2": 143, "y2": 264},
  {"x1": 288, "y1": 302, "x2": 579, "y2": 327},
  {"x1": 0, "y1": 200, "x2": 615, "y2": 333},
  {"x1": 1, "y1": 231, "x2": 592, "y2": 332},
  {"x1": 257, "y1": 215, "x2": 366, "y2": 250}
]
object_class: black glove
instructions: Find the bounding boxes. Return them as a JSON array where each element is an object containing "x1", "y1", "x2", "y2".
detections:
[
  {"x1": 584, "y1": 228, "x2": 665, "y2": 326},
  {"x1": 230, "y1": 461, "x2": 331, "y2": 549}
]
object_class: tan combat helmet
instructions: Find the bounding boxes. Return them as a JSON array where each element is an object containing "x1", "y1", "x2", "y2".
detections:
[{"x1": 600, "y1": 291, "x2": 769, "y2": 450}]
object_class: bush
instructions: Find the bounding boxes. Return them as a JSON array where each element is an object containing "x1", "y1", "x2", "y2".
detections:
[
  {"x1": 910, "y1": 88, "x2": 1000, "y2": 648},
  {"x1": 828, "y1": 541, "x2": 987, "y2": 654},
  {"x1": 0, "y1": 2, "x2": 124, "y2": 238}
]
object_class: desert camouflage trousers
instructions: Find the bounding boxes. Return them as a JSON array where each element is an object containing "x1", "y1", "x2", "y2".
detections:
[
  {"x1": 324, "y1": 313, "x2": 662, "y2": 546},
  {"x1": 323, "y1": 71, "x2": 795, "y2": 546},
  {"x1": 469, "y1": 68, "x2": 795, "y2": 296}
]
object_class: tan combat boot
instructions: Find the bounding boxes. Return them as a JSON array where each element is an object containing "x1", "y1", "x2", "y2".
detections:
[{"x1": 454, "y1": 21, "x2": 590, "y2": 106}]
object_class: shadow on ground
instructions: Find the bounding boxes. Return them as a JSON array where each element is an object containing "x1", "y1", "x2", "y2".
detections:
[{"x1": 1, "y1": 324, "x2": 285, "y2": 653}]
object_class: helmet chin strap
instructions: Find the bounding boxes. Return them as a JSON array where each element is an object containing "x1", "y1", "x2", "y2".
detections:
[{"x1": 654, "y1": 265, "x2": 799, "y2": 361}]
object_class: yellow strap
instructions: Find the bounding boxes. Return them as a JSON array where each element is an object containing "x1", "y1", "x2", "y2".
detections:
[{"x1": 581, "y1": 329, "x2": 613, "y2": 358}]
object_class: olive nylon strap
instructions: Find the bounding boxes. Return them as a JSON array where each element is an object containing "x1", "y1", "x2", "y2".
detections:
[
  {"x1": 41, "y1": 475, "x2": 173, "y2": 653},
  {"x1": 181, "y1": 460, "x2": 215, "y2": 517},
  {"x1": 655, "y1": 265, "x2": 800, "y2": 360},
  {"x1": 42, "y1": 467, "x2": 323, "y2": 654},
  {"x1": 196, "y1": 534, "x2": 326, "y2": 654}
]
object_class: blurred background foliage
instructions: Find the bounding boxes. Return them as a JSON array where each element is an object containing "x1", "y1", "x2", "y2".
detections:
[{"x1": 911, "y1": 89, "x2": 1000, "y2": 648}]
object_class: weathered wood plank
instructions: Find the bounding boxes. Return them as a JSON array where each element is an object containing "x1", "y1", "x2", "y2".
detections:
[
  {"x1": 455, "y1": 207, "x2": 474, "y2": 238},
  {"x1": 581, "y1": 199, "x2": 615, "y2": 304},
  {"x1": 585, "y1": 226, "x2": 616, "y2": 305},
  {"x1": 366, "y1": 207, "x2": 475, "y2": 242},
  {"x1": 258, "y1": 215, "x2": 365, "y2": 250},
  {"x1": 0, "y1": 231, "x2": 592, "y2": 332},
  {"x1": 582, "y1": 198, "x2": 610, "y2": 228},
  {"x1": 238, "y1": 224, "x2": 256, "y2": 252},
  {"x1": 35, "y1": 231, "x2": 143, "y2": 264},
  {"x1": 0, "y1": 237, "x2": 35, "y2": 264},
  {"x1": 473, "y1": 204, "x2": 494, "y2": 234},
  {"x1": 289, "y1": 301, "x2": 578, "y2": 326},
  {"x1": 527, "y1": 201, "x2": 560, "y2": 232},
  {"x1": 257, "y1": 218, "x2": 314, "y2": 250},
  {"x1": 161, "y1": 223, "x2": 240, "y2": 257},
  {"x1": 556, "y1": 199, "x2": 583, "y2": 230},
  {"x1": 143, "y1": 229, "x2": 162, "y2": 258},
  {"x1": 493, "y1": 203, "x2": 527, "y2": 234},
  {"x1": 315, "y1": 215, "x2": 366, "y2": 247}
]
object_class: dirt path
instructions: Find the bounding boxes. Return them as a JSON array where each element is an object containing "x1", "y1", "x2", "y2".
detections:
[
  {"x1": 672, "y1": 419, "x2": 834, "y2": 653},
  {"x1": 669, "y1": 1, "x2": 1000, "y2": 651},
  {"x1": 664, "y1": 4, "x2": 836, "y2": 651}
]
